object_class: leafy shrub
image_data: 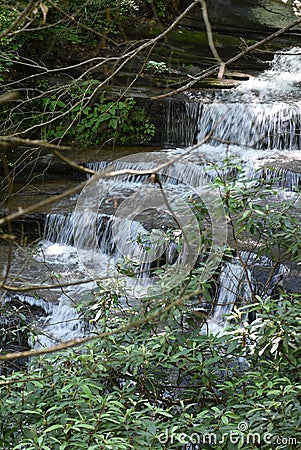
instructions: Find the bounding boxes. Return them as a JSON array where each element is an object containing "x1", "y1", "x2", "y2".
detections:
[
  {"x1": 74, "y1": 97, "x2": 155, "y2": 145},
  {"x1": 145, "y1": 60, "x2": 169, "y2": 74},
  {"x1": 0, "y1": 164, "x2": 300, "y2": 449},
  {"x1": 0, "y1": 6, "x2": 23, "y2": 80},
  {"x1": 1, "y1": 84, "x2": 155, "y2": 146},
  {"x1": 40, "y1": 94, "x2": 155, "y2": 145},
  {"x1": 0, "y1": 291, "x2": 300, "y2": 449}
]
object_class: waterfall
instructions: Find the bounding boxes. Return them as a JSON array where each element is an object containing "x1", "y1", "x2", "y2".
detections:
[
  {"x1": 19, "y1": 47, "x2": 301, "y2": 347},
  {"x1": 1, "y1": 293, "x2": 89, "y2": 349},
  {"x1": 43, "y1": 209, "x2": 164, "y2": 296},
  {"x1": 44, "y1": 212, "x2": 152, "y2": 261},
  {"x1": 32, "y1": 294, "x2": 91, "y2": 349},
  {"x1": 236, "y1": 46, "x2": 301, "y2": 99},
  {"x1": 197, "y1": 101, "x2": 301, "y2": 150},
  {"x1": 254, "y1": 166, "x2": 301, "y2": 190},
  {"x1": 207, "y1": 252, "x2": 289, "y2": 334},
  {"x1": 84, "y1": 160, "x2": 109, "y2": 173},
  {"x1": 84, "y1": 155, "x2": 210, "y2": 188},
  {"x1": 44, "y1": 213, "x2": 75, "y2": 244},
  {"x1": 192, "y1": 47, "x2": 301, "y2": 151},
  {"x1": 164, "y1": 100, "x2": 202, "y2": 146},
  {"x1": 207, "y1": 253, "x2": 253, "y2": 333}
]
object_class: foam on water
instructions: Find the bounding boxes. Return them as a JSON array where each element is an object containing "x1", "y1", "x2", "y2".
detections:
[
  {"x1": 237, "y1": 47, "x2": 301, "y2": 99},
  {"x1": 32, "y1": 294, "x2": 93, "y2": 349},
  {"x1": 18, "y1": 47, "x2": 301, "y2": 346}
]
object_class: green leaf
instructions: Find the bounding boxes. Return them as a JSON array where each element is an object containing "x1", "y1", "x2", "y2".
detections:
[
  {"x1": 44, "y1": 424, "x2": 64, "y2": 433},
  {"x1": 221, "y1": 415, "x2": 229, "y2": 425},
  {"x1": 81, "y1": 384, "x2": 93, "y2": 399},
  {"x1": 109, "y1": 118, "x2": 118, "y2": 130}
]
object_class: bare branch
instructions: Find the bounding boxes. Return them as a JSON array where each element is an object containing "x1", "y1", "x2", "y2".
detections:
[
  {"x1": 0, "y1": 136, "x2": 72, "y2": 151},
  {"x1": 0, "y1": 182, "x2": 86, "y2": 227},
  {"x1": 0, "y1": 0, "x2": 39, "y2": 39},
  {"x1": 199, "y1": 0, "x2": 225, "y2": 78},
  {"x1": 0, "y1": 2, "x2": 201, "y2": 143},
  {"x1": 0, "y1": 91, "x2": 22, "y2": 105},
  {"x1": 46, "y1": 0, "x2": 119, "y2": 47}
]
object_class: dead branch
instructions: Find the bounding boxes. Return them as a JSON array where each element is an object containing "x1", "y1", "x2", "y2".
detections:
[
  {"x1": 0, "y1": 286, "x2": 202, "y2": 361},
  {"x1": 199, "y1": 0, "x2": 225, "y2": 78},
  {"x1": 0, "y1": 0, "x2": 40, "y2": 39}
]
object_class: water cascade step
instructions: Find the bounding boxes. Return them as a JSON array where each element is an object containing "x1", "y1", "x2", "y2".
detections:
[
  {"x1": 207, "y1": 253, "x2": 289, "y2": 334},
  {"x1": 4, "y1": 293, "x2": 91, "y2": 349},
  {"x1": 7, "y1": 46, "x2": 301, "y2": 348},
  {"x1": 197, "y1": 101, "x2": 301, "y2": 150}
]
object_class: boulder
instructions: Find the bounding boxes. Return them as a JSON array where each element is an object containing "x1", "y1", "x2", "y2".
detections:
[{"x1": 185, "y1": 0, "x2": 301, "y2": 34}]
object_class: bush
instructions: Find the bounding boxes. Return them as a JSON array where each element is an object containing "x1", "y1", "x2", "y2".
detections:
[
  {"x1": 1, "y1": 164, "x2": 300, "y2": 449},
  {"x1": 0, "y1": 84, "x2": 156, "y2": 146},
  {"x1": 0, "y1": 291, "x2": 300, "y2": 449}
]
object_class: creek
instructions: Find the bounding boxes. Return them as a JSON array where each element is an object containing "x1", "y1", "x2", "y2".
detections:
[{"x1": 2, "y1": 47, "x2": 301, "y2": 348}]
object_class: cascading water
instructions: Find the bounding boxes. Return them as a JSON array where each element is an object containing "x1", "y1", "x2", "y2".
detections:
[
  {"x1": 164, "y1": 100, "x2": 201, "y2": 147},
  {"x1": 253, "y1": 166, "x2": 301, "y2": 190},
  {"x1": 236, "y1": 46, "x2": 301, "y2": 99},
  {"x1": 11, "y1": 46, "x2": 301, "y2": 348},
  {"x1": 206, "y1": 252, "x2": 289, "y2": 334},
  {"x1": 190, "y1": 48, "x2": 301, "y2": 194},
  {"x1": 197, "y1": 101, "x2": 301, "y2": 150},
  {"x1": 206, "y1": 252, "x2": 253, "y2": 334}
]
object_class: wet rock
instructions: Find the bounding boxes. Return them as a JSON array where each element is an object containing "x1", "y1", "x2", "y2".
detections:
[
  {"x1": 279, "y1": 268, "x2": 301, "y2": 293},
  {"x1": 124, "y1": 1, "x2": 301, "y2": 75},
  {"x1": 196, "y1": 0, "x2": 300, "y2": 33},
  {"x1": 0, "y1": 296, "x2": 46, "y2": 374}
]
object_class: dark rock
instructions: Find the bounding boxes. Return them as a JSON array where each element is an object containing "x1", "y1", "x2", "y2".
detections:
[
  {"x1": 279, "y1": 268, "x2": 301, "y2": 293},
  {"x1": 186, "y1": 0, "x2": 301, "y2": 33}
]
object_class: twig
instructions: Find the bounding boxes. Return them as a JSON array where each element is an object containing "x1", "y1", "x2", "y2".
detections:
[
  {"x1": 0, "y1": 0, "x2": 39, "y2": 39},
  {"x1": 0, "y1": 287, "x2": 203, "y2": 361},
  {"x1": 199, "y1": 0, "x2": 225, "y2": 78}
]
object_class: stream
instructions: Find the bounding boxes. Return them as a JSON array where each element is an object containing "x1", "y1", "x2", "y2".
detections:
[{"x1": 2, "y1": 47, "x2": 301, "y2": 348}]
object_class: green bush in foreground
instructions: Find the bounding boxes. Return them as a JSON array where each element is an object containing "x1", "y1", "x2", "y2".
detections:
[
  {"x1": 1, "y1": 166, "x2": 300, "y2": 449},
  {"x1": 0, "y1": 293, "x2": 300, "y2": 449}
]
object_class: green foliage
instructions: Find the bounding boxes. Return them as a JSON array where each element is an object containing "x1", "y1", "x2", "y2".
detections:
[
  {"x1": 145, "y1": 60, "x2": 169, "y2": 74},
  {"x1": 74, "y1": 97, "x2": 155, "y2": 145},
  {"x1": 1, "y1": 164, "x2": 301, "y2": 449},
  {"x1": 212, "y1": 159, "x2": 301, "y2": 263},
  {"x1": 0, "y1": 0, "x2": 165, "y2": 76},
  {"x1": 0, "y1": 292, "x2": 300, "y2": 449},
  {"x1": 1, "y1": 82, "x2": 155, "y2": 146},
  {"x1": 26, "y1": 0, "x2": 143, "y2": 50},
  {"x1": 144, "y1": 0, "x2": 167, "y2": 18},
  {"x1": 0, "y1": 6, "x2": 22, "y2": 80},
  {"x1": 0, "y1": 299, "x2": 34, "y2": 375},
  {"x1": 40, "y1": 94, "x2": 155, "y2": 145}
]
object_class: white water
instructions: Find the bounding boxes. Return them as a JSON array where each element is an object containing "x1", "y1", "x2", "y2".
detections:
[
  {"x1": 8, "y1": 46, "x2": 301, "y2": 347},
  {"x1": 164, "y1": 100, "x2": 201, "y2": 146},
  {"x1": 206, "y1": 252, "x2": 289, "y2": 334},
  {"x1": 206, "y1": 252, "x2": 253, "y2": 334},
  {"x1": 4, "y1": 293, "x2": 93, "y2": 349},
  {"x1": 197, "y1": 101, "x2": 301, "y2": 150},
  {"x1": 32, "y1": 294, "x2": 92, "y2": 348},
  {"x1": 236, "y1": 47, "x2": 301, "y2": 99}
]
